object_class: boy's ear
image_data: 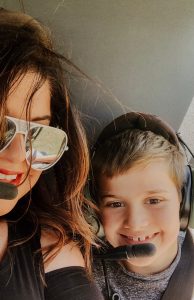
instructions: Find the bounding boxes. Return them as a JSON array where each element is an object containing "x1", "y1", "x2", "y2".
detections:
[{"x1": 180, "y1": 165, "x2": 194, "y2": 230}]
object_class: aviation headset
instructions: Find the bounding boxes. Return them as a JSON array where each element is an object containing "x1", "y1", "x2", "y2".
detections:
[{"x1": 90, "y1": 111, "x2": 194, "y2": 231}]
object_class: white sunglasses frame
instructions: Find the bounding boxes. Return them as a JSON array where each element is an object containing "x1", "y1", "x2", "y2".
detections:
[{"x1": 0, "y1": 116, "x2": 68, "y2": 170}]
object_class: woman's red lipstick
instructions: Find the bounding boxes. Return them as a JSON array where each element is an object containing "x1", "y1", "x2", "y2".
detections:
[{"x1": 0, "y1": 169, "x2": 23, "y2": 186}]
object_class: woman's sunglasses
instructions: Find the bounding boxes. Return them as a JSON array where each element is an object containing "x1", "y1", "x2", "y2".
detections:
[{"x1": 0, "y1": 116, "x2": 68, "y2": 170}]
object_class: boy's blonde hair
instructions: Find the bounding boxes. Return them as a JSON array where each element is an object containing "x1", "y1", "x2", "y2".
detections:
[{"x1": 91, "y1": 128, "x2": 186, "y2": 200}]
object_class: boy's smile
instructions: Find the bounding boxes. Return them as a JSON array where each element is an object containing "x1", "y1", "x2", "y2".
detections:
[
  {"x1": 119, "y1": 232, "x2": 159, "y2": 244},
  {"x1": 98, "y1": 159, "x2": 181, "y2": 275}
]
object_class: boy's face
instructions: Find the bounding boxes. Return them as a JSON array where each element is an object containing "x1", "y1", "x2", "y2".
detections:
[{"x1": 98, "y1": 160, "x2": 181, "y2": 274}]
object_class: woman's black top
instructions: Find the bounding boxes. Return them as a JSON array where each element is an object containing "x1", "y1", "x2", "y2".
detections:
[{"x1": 0, "y1": 221, "x2": 103, "y2": 300}]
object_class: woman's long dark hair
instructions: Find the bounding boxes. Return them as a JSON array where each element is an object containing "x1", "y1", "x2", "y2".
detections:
[{"x1": 0, "y1": 8, "x2": 95, "y2": 275}]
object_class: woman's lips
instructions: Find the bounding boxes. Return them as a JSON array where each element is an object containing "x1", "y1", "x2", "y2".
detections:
[
  {"x1": 119, "y1": 232, "x2": 159, "y2": 245},
  {"x1": 0, "y1": 169, "x2": 23, "y2": 186}
]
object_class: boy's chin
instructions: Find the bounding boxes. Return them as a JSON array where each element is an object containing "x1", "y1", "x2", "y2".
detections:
[{"x1": 122, "y1": 255, "x2": 157, "y2": 274}]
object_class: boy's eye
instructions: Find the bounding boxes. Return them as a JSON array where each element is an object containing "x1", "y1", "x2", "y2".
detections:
[
  {"x1": 146, "y1": 198, "x2": 161, "y2": 205},
  {"x1": 106, "y1": 201, "x2": 124, "y2": 208}
]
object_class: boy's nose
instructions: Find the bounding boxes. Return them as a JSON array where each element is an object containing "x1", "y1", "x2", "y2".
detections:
[
  {"x1": 123, "y1": 205, "x2": 150, "y2": 230},
  {"x1": 4, "y1": 134, "x2": 26, "y2": 163}
]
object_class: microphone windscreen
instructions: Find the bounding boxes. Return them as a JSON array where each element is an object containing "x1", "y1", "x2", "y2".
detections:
[
  {"x1": 129, "y1": 243, "x2": 156, "y2": 257},
  {"x1": 94, "y1": 243, "x2": 156, "y2": 260},
  {"x1": 0, "y1": 182, "x2": 18, "y2": 200}
]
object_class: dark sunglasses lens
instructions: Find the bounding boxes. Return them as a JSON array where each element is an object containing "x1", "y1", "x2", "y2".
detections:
[
  {"x1": 26, "y1": 126, "x2": 67, "y2": 170},
  {"x1": 0, "y1": 119, "x2": 16, "y2": 151}
]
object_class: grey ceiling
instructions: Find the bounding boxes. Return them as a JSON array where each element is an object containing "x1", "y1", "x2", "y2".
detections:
[{"x1": 1, "y1": 0, "x2": 194, "y2": 149}]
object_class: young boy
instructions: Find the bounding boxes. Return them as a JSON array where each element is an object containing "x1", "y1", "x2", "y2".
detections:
[{"x1": 91, "y1": 112, "x2": 194, "y2": 300}]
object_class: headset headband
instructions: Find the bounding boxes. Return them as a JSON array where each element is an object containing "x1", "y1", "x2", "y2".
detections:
[{"x1": 93, "y1": 112, "x2": 179, "y2": 153}]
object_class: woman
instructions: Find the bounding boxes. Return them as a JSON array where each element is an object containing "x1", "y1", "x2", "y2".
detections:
[{"x1": 0, "y1": 8, "x2": 103, "y2": 300}]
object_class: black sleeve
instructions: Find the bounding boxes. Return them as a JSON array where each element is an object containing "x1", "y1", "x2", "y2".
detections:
[{"x1": 45, "y1": 266, "x2": 104, "y2": 300}]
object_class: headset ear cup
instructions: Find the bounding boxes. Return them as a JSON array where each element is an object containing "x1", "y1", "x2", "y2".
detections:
[
  {"x1": 189, "y1": 167, "x2": 194, "y2": 228},
  {"x1": 85, "y1": 179, "x2": 105, "y2": 237},
  {"x1": 189, "y1": 204, "x2": 194, "y2": 228},
  {"x1": 92, "y1": 216, "x2": 105, "y2": 238},
  {"x1": 180, "y1": 165, "x2": 193, "y2": 230}
]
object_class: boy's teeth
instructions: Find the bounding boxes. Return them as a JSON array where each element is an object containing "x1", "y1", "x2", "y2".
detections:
[
  {"x1": 0, "y1": 173, "x2": 17, "y2": 180},
  {"x1": 128, "y1": 234, "x2": 153, "y2": 242}
]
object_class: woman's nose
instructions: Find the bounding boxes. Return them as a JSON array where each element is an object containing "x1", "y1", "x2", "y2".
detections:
[
  {"x1": 2, "y1": 134, "x2": 26, "y2": 163},
  {"x1": 123, "y1": 205, "x2": 150, "y2": 230}
]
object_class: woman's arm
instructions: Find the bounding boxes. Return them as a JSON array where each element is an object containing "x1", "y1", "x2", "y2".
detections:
[{"x1": 45, "y1": 266, "x2": 104, "y2": 300}]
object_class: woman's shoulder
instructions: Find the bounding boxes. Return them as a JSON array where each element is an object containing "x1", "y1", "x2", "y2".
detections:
[{"x1": 40, "y1": 229, "x2": 85, "y2": 273}]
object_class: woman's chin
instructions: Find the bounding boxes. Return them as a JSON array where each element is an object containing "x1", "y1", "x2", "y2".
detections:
[{"x1": 0, "y1": 198, "x2": 19, "y2": 216}]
